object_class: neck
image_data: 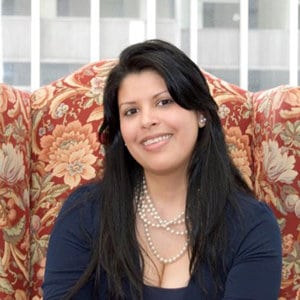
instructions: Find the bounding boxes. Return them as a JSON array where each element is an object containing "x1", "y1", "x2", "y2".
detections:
[{"x1": 143, "y1": 171, "x2": 188, "y2": 217}]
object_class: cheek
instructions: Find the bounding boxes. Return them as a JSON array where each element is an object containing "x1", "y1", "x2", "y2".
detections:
[
  {"x1": 181, "y1": 114, "x2": 199, "y2": 133},
  {"x1": 120, "y1": 121, "x2": 135, "y2": 144},
  {"x1": 181, "y1": 118, "x2": 199, "y2": 145},
  {"x1": 120, "y1": 124, "x2": 128, "y2": 143}
]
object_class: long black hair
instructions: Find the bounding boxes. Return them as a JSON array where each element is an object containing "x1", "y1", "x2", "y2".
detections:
[{"x1": 65, "y1": 39, "x2": 253, "y2": 299}]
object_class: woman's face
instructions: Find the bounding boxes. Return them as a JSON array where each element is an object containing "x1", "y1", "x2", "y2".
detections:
[{"x1": 118, "y1": 70, "x2": 200, "y2": 177}]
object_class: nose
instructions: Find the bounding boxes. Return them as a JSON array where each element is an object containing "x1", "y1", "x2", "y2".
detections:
[{"x1": 141, "y1": 109, "x2": 158, "y2": 128}]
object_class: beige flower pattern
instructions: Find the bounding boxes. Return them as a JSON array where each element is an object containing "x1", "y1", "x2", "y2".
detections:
[
  {"x1": 262, "y1": 140, "x2": 298, "y2": 184},
  {"x1": 0, "y1": 143, "x2": 25, "y2": 185},
  {"x1": 224, "y1": 126, "x2": 253, "y2": 188},
  {"x1": 39, "y1": 120, "x2": 99, "y2": 188}
]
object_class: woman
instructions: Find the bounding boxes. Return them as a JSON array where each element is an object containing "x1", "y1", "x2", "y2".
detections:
[{"x1": 43, "y1": 40, "x2": 282, "y2": 299}]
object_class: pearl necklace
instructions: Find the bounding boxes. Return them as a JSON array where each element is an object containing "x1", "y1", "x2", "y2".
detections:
[{"x1": 136, "y1": 178, "x2": 189, "y2": 264}]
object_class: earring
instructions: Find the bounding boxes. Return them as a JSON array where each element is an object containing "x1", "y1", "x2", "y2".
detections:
[{"x1": 198, "y1": 116, "x2": 207, "y2": 128}]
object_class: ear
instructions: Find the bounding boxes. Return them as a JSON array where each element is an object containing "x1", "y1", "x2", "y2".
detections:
[{"x1": 197, "y1": 112, "x2": 207, "y2": 128}]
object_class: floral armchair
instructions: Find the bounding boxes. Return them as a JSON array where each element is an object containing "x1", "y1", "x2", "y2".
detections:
[{"x1": 0, "y1": 60, "x2": 299, "y2": 299}]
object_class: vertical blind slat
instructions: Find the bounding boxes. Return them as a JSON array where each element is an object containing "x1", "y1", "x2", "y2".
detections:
[
  {"x1": 190, "y1": 0, "x2": 198, "y2": 63},
  {"x1": 239, "y1": 0, "x2": 248, "y2": 89},
  {"x1": 90, "y1": 0, "x2": 100, "y2": 62},
  {"x1": 31, "y1": 0, "x2": 40, "y2": 91},
  {"x1": 289, "y1": 0, "x2": 298, "y2": 86},
  {"x1": 146, "y1": 0, "x2": 156, "y2": 39}
]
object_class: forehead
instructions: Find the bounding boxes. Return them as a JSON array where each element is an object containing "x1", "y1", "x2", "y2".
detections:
[{"x1": 118, "y1": 70, "x2": 168, "y2": 101}]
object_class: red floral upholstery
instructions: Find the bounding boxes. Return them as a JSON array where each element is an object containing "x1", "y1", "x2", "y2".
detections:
[
  {"x1": 0, "y1": 84, "x2": 31, "y2": 299},
  {"x1": 203, "y1": 70, "x2": 254, "y2": 189},
  {"x1": 29, "y1": 60, "x2": 116, "y2": 298},
  {"x1": 252, "y1": 86, "x2": 300, "y2": 300},
  {"x1": 0, "y1": 60, "x2": 299, "y2": 299}
]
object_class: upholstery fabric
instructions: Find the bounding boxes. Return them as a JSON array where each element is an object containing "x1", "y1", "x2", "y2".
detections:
[
  {"x1": 203, "y1": 70, "x2": 254, "y2": 189},
  {"x1": 0, "y1": 84, "x2": 31, "y2": 299},
  {"x1": 30, "y1": 60, "x2": 116, "y2": 298},
  {"x1": 0, "y1": 60, "x2": 299, "y2": 299},
  {"x1": 252, "y1": 86, "x2": 300, "y2": 300}
]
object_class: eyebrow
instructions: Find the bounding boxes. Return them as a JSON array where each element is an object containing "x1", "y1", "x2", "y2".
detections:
[{"x1": 119, "y1": 90, "x2": 169, "y2": 108}]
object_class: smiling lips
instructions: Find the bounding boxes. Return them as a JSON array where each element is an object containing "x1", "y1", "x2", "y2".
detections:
[{"x1": 142, "y1": 134, "x2": 172, "y2": 146}]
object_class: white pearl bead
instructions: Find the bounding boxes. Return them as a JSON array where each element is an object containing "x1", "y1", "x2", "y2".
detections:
[{"x1": 135, "y1": 177, "x2": 189, "y2": 264}]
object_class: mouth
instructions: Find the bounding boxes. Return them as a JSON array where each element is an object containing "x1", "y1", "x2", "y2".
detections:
[{"x1": 142, "y1": 134, "x2": 172, "y2": 146}]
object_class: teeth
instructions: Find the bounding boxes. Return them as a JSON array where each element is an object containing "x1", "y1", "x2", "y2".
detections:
[{"x1": 143, "y1": 135, "x2": 171, "y2": 146}]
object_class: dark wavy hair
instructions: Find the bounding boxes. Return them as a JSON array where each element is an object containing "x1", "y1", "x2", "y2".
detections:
[{"x1": 65, "y1": 39, "x2": 253, "y2": 299}]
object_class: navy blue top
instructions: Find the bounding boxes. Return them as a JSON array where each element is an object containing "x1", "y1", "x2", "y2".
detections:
[{"x1": 43, "y1": 183, "x2": 282, "y2": 299}]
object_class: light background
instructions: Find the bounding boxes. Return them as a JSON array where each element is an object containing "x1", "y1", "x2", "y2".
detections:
[{"x1": 0, "y1": 0, "x2": 299, "y2": 92}]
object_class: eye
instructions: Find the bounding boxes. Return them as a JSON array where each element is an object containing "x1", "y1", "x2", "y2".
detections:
[
  {"x1": 157, "y1": 98, "x2": 174, "y2": 106},
  {"x1": 124, "y1": 107, "x2": 138, "y2": 116}
]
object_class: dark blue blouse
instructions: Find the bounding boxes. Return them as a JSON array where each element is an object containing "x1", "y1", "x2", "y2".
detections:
[{"x1": 43, "y1": 183, "x2": 282, "y2": 299}]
